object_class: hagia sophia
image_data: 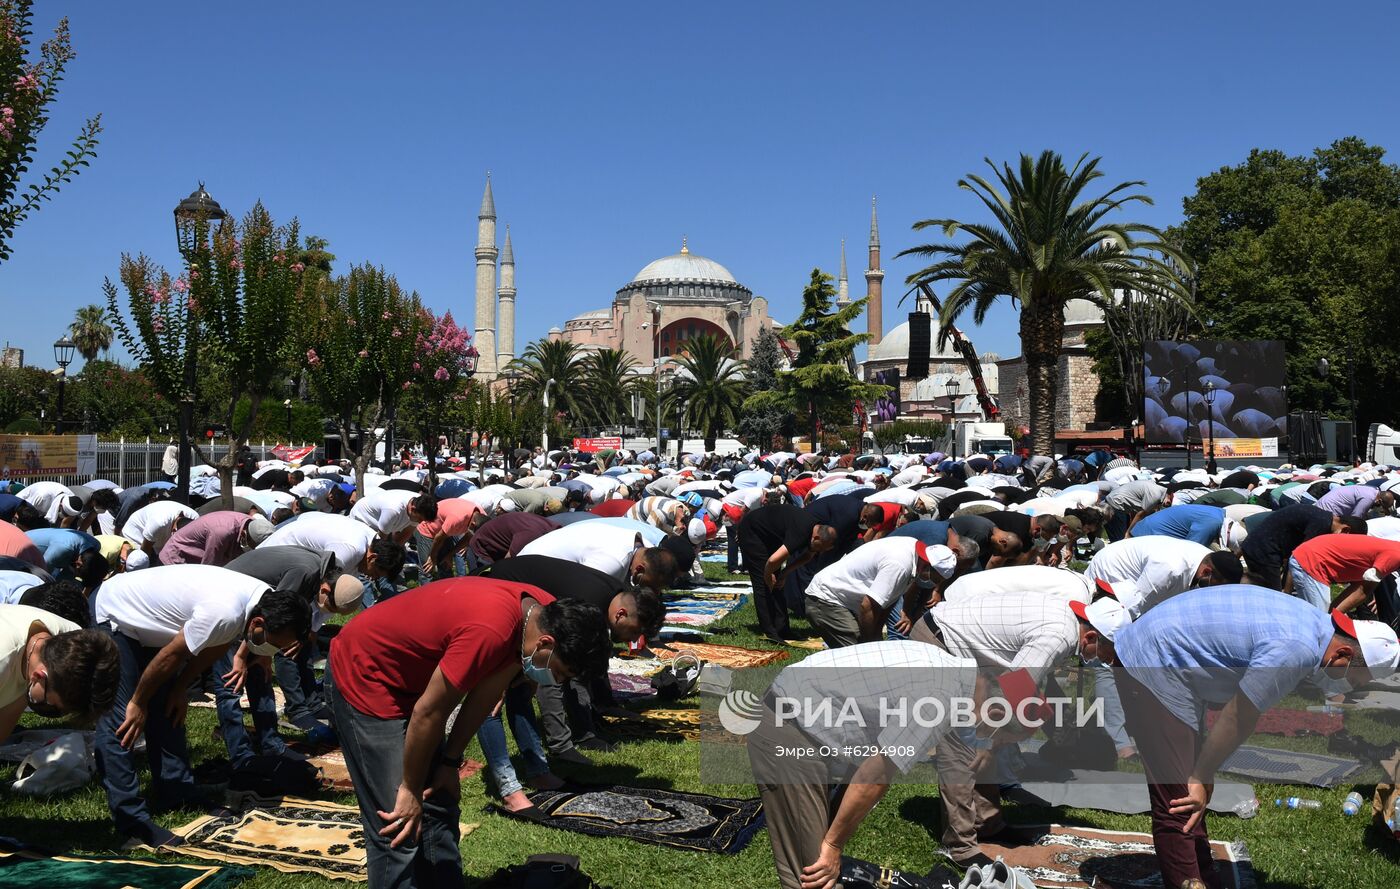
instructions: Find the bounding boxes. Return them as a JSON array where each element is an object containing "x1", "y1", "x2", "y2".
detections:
[{"x1": 465, "y1": 175, "x2": 1104, "y2": 432}]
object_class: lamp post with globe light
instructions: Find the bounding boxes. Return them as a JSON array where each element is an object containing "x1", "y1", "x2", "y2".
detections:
[
  {"x1": 52, "y1": 336, "x2": 75, "y2": 433},
  {"x1": 1203, "y1": 382, "x2": 1218, "y2": 474},
  {"x1": 173, "y1": 184, "x2": 227, "y2": 504}
]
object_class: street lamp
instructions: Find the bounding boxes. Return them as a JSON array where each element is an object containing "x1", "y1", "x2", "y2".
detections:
[
  {"x1": 1317, "y1": 353, "x2": 1358, "y2": 461},
  {"x1": 946, "y1": 377, "x2": 962, "y2": 458},
  {"x1": 1203, "y1": 382, "x2": 1218, "y2": 474},
  {"x1": 52, "y1": 336, "x2": 75, "y2": 433},
  {"x1": 283, "y1": 398, "x2": 292, "y2": 440},
  {"x1": 173, "y1": 183, "x2": 227, "y2": 504}
]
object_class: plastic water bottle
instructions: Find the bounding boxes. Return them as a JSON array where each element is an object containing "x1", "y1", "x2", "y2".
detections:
[
  {"x1": 1275, "y1": 797, "x2": 1322, "y2": 810},
  {"x1": 1342, "y1": 792, "x2": 1366, "y2": 816},
  {"x1": 1231, "y1": 797, "x2": 1259, "y2": 819},
  {"x1": 1307, "y1": 704, "x2": 1345, "y2": 714}
]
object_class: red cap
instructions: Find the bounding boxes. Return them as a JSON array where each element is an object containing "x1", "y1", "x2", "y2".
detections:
[
  {"x1": 1331, "y1": 609, "x2": 1358, "y2": 640},
  {"x1": 1069, "y1": 600, "x2": 1090, "y2": 622},
  {"x1": 915, "y1": 540, "x2": 929, "y2": 564},
  {"x1": 1095, "y1": 578, "x2": 1117, "y2": 599},
  {"x1": 996, "y1": 668, "x2": 1050, "y2": 724}
]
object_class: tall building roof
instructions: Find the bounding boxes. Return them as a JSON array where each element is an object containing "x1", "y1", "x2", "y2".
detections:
[
  {"x1": 501, "y1": 224, "x2": 514, "y2": 264},
  {"x1": 869, "y1": 196, "x2": 880, "y2": 248},
  {"x1": 480, "y1": 174, "x2": 495, "y2": 219},
  {"x1": 630, "y1": 245, "x2": 739, "y2": 285}
]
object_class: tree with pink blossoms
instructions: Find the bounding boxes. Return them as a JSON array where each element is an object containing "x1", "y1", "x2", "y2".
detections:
[
  {"x1": 401, "y1": 309, "x2": 477, "y2": 482},
  {"x1": 0, "y1": 1, "x2": 101, "y2": 264}
]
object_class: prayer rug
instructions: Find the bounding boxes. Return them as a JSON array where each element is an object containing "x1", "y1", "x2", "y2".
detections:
[
  {"x1": 0, "y1": 844, "x2": 252, "y2": 888},
  {"x1": 299, "y1": 747, "x2": 482, "y2": 791},
  {"x1": 603, "y1": 707, "x2": 702, "y2": 742},
  {"x1": 607, "y1": 655, "x2": 664, "y2": 677},
  {"x1": 188, "y1": 687, "x2": 287, "y2": 713},
  {"x1": 660, "y1": 596, "x2": 744, "y2": 628},
  {"x1": 1007, "y1": 772, "x2": 1255, "y2": 816},
  {"x1": 607, "y1": 672, "x2": 658, "y2": 703},
  {"x1": 166, "y1": 795, "x2": 478, "y2": 881},
  {"x1": 652, "y1": 642, "x2": 788, "y2": 669},
  {"x1": 502, "y1": 783, "x2": 763, "y2": 853},
  {"x1": 1204, "y1": 707, "x2": 1344, "y2": 736},
  {"x1": 1340, "y1": 689, "x2": 1400, "y2": 710},
  {"x1": 1219, "y1": 744, "x2": 1362, "y2": 788},
  {"x1": 786, "y1": 637, "x2": 826, "y2": 651},
  {"x1": 983, "y1": 825, "x2": 1255, "y2": 889}
]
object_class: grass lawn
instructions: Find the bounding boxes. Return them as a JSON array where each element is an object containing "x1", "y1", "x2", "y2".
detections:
[{"x1": 0, "y1": 562, "x2": 1397, "y2": 887}]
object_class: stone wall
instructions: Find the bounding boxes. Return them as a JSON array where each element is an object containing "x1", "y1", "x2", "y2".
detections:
[{"x1": 995, "y1": 352, "x2": 1100, "y2": 432}]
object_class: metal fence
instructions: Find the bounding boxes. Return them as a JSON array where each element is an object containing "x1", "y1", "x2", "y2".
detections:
[{"x1": 9, "y1": 439, "x2": 314, "y2": 489}]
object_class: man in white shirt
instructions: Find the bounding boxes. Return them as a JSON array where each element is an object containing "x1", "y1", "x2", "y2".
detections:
[
  {"x1": 93, "y1": 564, "x2": 311, "y2": 847},
  {"x1": 289, "y1": 477, "x2": 352, "y2": 513},
  {"x1": 349, "y1": 489, "x2": 437, "y2": 539},
  {"x1": 939, "y1": 564, "x2": 1097, "y2": 606},
  {"x1": 804, "y1": 539, "x2": 957, "y2": 648},
  {"x1": 517, "y1": 522, "x2": 677, "y2": 591},
  {"x1": 909, "y1": 588, "x2": 1103, "y2": 869},
  {"x1": 15, "y1": 481, "x2": 74, "y2": 524},
  {"x1": 121, "y1": 500, "x2": 199, "y2": 568},
  {"x1": 258, "y1": 512, "x2": 405, "y2": 605}
]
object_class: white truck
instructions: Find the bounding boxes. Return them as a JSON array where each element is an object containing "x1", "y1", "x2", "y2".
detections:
[
  {"x1": 1367, "y1": 423, "x2": 1400, "y2": 464},
  {"x1": 953, "y1": 420, "x2": 1014, "y2": 457}
]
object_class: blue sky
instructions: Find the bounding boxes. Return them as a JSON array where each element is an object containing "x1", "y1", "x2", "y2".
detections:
[{"x1": 4, "y1": 0, "x2": 1399, "y2": 370}]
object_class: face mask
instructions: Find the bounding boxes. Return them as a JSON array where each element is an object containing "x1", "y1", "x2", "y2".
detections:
[
  {"x1": 246, "y1": 625, "x2": 282, "y2": 657},
  {"x1": 521, "y1": 605, "x2": 557, "y2": 686},
  {"x1": 1314, "y1": 657, "x2": 1353, "y2": 696}
]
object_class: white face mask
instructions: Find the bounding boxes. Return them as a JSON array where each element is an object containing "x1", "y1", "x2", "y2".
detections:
[{"x1": 246, "y1": 625, "x2": 282, "y2": 657}]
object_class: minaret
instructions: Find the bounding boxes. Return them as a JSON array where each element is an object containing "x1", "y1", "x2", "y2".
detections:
[
  {"x1": 836, "y1": 238, "x2": 849, "y2": 306},
  {"x1": 473, "y1": 174, "x2": 499, "y2": 377},
  {"x1": 865, "y1": 196, "x2": 884, "y2": 345},
  {"x1": 496, "y1": 225, "x2": 516, "y2": 369}
]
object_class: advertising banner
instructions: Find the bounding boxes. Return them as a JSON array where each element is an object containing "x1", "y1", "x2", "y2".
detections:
[
  {"x1": 0, "y1": 434, "x2": 97, "y2": 478},
  {"x1": 573, "y1": 437, "x2": 622, "y2": 453},
  {"x1": 1213, "y1": 437, "x2": 1279, "y2": 458}
]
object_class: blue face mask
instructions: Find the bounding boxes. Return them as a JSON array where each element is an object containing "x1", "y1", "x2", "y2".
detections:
[{"x1": 521, "y1": 605, "x2": 557, "y2": 686}]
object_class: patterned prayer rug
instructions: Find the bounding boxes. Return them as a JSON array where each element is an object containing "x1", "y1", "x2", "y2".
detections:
[
  {"x1": 983, "y1": 825, "x2": 1255, "y2": 889},
  {"x1": 1219, "y1": 744, "x2": 1362, "y2": 787},
  {"x1": 604, "y1": 707, "x2": 703, "y2": 742},
  {"x1": 502, "y1": 783, "x2": 763, "y2": 853},
  {"x1": 652, "y1": 642, "x2": 787, "y2": 669},
  {"x1": 660, "y1": 596, "x2": 744, "y2": 627},
  {"x1": 0, "y1": 844, "x2": 252, "y2": 888},
  {"x1": 1204, "y1": 707, "x2": 1344, "y2": 737},
  {"x1": 300, "y1": 747, "x2": 482, "y2": 791},
  {"x1": 165, "y1": 795, "x2": 479, "y2": 881},
  {"x1": 607, "y1": 672, "x2": 658, "y2": 703},
  {"x1": 188, "y1": 687, "x2": 287, "y2": 712}
]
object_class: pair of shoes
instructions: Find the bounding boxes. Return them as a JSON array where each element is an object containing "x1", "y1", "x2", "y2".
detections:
[
  {"x1": 576, "y1": 737, "x2": 616, "y2": 753},
  {"x1": 960, "y1": 856, "x2": 1036, "y2": 889},
  {"x1": 120, "y1": 824, "x2": 185, "y2": 851},
  {"x1": 550, "y1": 748, "x2": 593, "y2": 767}
]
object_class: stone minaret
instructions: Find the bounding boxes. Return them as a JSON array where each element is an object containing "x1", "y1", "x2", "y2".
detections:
[
  {"x1": 865, "y1": 196, "x2": 884, "y2": 345},
  {"x1": 836, "y1": 238, "x2": 849, "y2": 306},
  {"x1": 496, "y1": 225, "x2": 516, "y2": 369},
  {"x1": 473, "y1": 174, "x2": 499, "y2": 378}
]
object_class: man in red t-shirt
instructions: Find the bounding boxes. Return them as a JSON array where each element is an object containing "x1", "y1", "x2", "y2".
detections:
[
  {"x1": 1288, "y1": 534, "x2": 1400, "y2": 613},
  {"x1": 326, "y1": 578, "x2": 610, "y2": 887},
  {"x1": 590, "y1": 498, "x2": 636, "y2": 518}
]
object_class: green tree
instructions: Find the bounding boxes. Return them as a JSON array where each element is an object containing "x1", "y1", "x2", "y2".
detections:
[
  {"x1": 68, "y1": 303, "x2": 111, "y2": 361},
  {"x1": 1173, "y1": 137, "x2": 1400, "y2": 429},
  {"x1": 1087, "y1": 282, "x2": 1200, "y2": 425},
  {"x1": 671, "y1": 334, "x2": 747, "y2": 451},
  {"x1": 0, "y1": 363, "x2": 50, "y2": 430},
  {"x1": 580, "y1": 347, "x2": 639, "y2": 428},
  {"x1": 736, "y1": 325, "x2": 790, "y2": 448},
  {"x1": 296, "y1": 264, "x2": 427, "y2": 491},
  {"x1": 67, "y1": 359, "x2": 167, "y2": 436},
  {"x1": 749, "y1": 269, "x2": 883, "y2": 446},
  {"x1": 506, "y1": 339, "x2": 586, "y2": 426},
  {"x1": 899, "y1": 151, "x2": 1191, "y2": 455},
  {"x1": 0, "y1": 1, "x2": 101, "y2": 265}
]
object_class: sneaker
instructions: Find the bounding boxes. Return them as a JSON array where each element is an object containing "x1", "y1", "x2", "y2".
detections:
[
  {"x1": 983, "y1": 858, "x2": 1037, "y2": 889},
  {"x1": 957, "y1": 860, "x2": 988, "y2": 889}
]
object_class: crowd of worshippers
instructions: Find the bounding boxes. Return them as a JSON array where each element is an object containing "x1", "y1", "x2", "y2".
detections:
[{"x1": 1, "y1": 444, "x2": 1400, "y2": 889}]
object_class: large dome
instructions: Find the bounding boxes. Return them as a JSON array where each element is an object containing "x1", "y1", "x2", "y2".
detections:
[
  {"x1": 867, "y1": 320, "x2": 961, "y2": 363},
  {"x1": 631, "y1": 249, "x2": 737, "y2": 285}
]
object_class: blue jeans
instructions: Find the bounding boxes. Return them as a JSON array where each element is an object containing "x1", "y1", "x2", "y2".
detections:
[
  {"x1": 324, "y1": 661, "x2": 464, "y2": 889},
  {"x1": 1288, "y1": 557, "x2": 1334, "y2": 611},
  {"x1": 213, "y1": 647, "x2": 288, "y2": 766},
  {"x1": 1093, "y1": 661, "x2": 1133, "y2": 749},
  {"x1": 93, "y1": 629, "x2": 197, "y2": 840},
  {"x1": 363, "y1": 575, "x2": 399, "y2": 609},
  {"x1": 274, "y1": 637, "x2": 324, "y2": 727},
  {"x1": 477, "y1": 681, "x2": 549, "y2": 798}
]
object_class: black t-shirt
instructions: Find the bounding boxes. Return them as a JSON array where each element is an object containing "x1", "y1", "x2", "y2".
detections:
[
  {"x1": 226, "y1": 545, "x2": 337, "y2": 602},
  {"x1": 250, "y1": 469, "x2": 294, "y2": 491},
  {"x1": 485, "y1": 555, "x2": 621, "y2": 611},
  {"x1": 949, "y1": 514, "x2": 995, "y2": 553},
  {"x1": 467, "y1": 512, "x2": 560, "y2": 562},
  {"x1": 1240, "y1": 504, "x2": 1333, "y2": 567},
  {"x1": 937, "y1": 489, "x2": 990, "y2": 521},
  {"x1": 378, "y1": 478, "x2": 425, "y2": 493},
  {"x1": 806, "y1": 494, "x2": 865, "y2": 551},
  {"x1": 986, "y1": 511, "x2": 1032, "y2": 546},
  {"x1": 739, "y1": 504, "x2": 817, "y2": 557}
]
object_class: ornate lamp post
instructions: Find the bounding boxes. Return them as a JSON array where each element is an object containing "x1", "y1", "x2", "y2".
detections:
[
  {"x1": 283, "y1": 398, "x2": 293, "y2": 440},
  {"x1": 1203, "y1": 381, "x2": 1218, "y2": 474},
  {"x1": 947, "y1": 377, "x2": 962, "y2": 458},
  {"x1": 173, "y1": 183, "x2": 227, "y2": 504},
  {"x1": 52, "y1": 336, "x2": 75, "y2": 433}
]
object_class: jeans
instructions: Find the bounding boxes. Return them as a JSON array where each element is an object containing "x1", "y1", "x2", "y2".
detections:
[
  {"x1": 1288, "y1": 558, "x2": 1334, "y2": 611},
  {"x1": 274, "y1": 637, "x2": 324, "y2": 727},
  {"x1": 1106, "y1": 510, "x2": 1129, "y2": 542},
  {"x1": 214, "y1": 647, "x2": 288, "y2": 766},
  {"x1": 478, "y1": 681, "x2": 549, "y2": 798},
  {"x1": 93, "y1": 629, "x2": 197, "y2": 840},
  {"x1": 726, "y1": 529, "x2": 741, "y2": 571},
  {"x1": 885, "y1": 597, "x2": 907, "y2": 640},
  {"x1": 1092, "y1": 661, "x2": 1133, "y2": 749},
  {"x1": 745, "y1": 554, "x2": 789, "y2": 640},
  {"x1": 363, "y1": 575, "x2": 398, "y2": 609},
  {"x1": 536, "y1": 678, "x2": 600, "y2": 754},
  {"x1": 324, "y1": 663, "x2": 464, "y2": 889}
]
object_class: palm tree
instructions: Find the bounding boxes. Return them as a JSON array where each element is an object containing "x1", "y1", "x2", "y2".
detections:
[
  {"x1": 580, "y1": 347, "x2": 639, "y2": 429},
  {"x1": 69, "y1": 303, "x2": 113, "y2": 361},
  {"x1": 505, "y1": 338, "x2": 586, "y2": 426},
  {"x1": 671, "y1": 334, "x2": 748, "y2": 451},
  {"x1": 898, "y1": 151, "x2": 1192, "y2": 455}
]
